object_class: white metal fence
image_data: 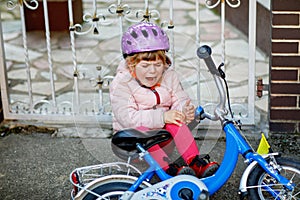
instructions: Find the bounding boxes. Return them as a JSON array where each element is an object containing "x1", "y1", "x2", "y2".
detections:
[{"x1": 0, "y1": 0, "x2": 268, "y2": 127}]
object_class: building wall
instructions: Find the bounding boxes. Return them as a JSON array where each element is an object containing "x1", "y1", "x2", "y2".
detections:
[
  {"x1": 218, "y1": 0, "x2": 300, "y2": 133},
  {"x1": 24, "y1": 0, "x2": 83, "y2": 31},
  {"x1": 270, "y1": 0, "x2": 300, "y2": 132},
  {"x1": 215, "y1": 0, "x2": 271, "y2": 55},
  {"x1": 0, "y1": 91, "x2": 3, "y2": 123}
]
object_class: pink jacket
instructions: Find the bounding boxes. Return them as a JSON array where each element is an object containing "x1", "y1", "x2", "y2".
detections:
[{"x1": 109, "y1": 60, "x2": 191, "y2": 131}]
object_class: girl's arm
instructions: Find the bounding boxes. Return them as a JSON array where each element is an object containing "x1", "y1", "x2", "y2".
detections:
[
  {"x1": 167, "y1": 70, "x2": 195, "y2": 123},
  {"x1": 167, "y1": 70, "x2": 192, "y2": 111}
]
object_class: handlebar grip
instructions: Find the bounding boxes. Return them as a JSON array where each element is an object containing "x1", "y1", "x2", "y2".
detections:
[
  {"x1": 197, "y1": 45, "x2": 220, "y2": 76},
  {"x1": 195, "y1": 106, "x2": 205, "y2": 120}
]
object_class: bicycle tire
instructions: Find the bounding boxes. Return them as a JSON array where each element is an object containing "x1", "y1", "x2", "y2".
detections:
[
  {"x1": 247, "y1": 157, "x2": 300, "y2": 200},
  {"x1": 74, "y1": 175, "x2": 150, "y2": 200},
  {"x1": 82, "y1": 182, "x2": 135, "y2": 200}
]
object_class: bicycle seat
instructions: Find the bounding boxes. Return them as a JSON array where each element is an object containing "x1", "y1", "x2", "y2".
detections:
[{"x1": 111, "y1": 128, "x2": 171, "y2": 160}]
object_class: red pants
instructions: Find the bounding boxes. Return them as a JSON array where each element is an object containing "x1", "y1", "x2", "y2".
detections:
[{"x1": 138, "y1": 124, "x2": 199, "y2": 170}]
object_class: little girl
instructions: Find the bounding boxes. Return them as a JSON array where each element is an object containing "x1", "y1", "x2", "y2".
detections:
[{"x1": 110, "y1": 22, "x2": 218, "y2": 178}]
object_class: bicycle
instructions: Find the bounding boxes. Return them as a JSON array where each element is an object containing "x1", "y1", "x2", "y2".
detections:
[{"x1": 70, "y1": 45, "x2": 300, "y2": 200}]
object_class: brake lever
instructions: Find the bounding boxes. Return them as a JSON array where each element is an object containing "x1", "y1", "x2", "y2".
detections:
[{"x1": 218, "y1": 63, "x2": 225, "y2": 79}]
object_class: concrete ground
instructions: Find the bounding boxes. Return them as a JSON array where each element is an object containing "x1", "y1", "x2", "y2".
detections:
[
  {"x1": 0, "y1": 131, "x2": 243, "y2": 200},
  {"x1": 0, "y1": 127, "x2": 298, "y2": 200}
]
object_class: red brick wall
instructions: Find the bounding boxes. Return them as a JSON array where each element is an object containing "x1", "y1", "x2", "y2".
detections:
[{"x1": 270, "y1": 0, "x2": 300, "y2": 132}]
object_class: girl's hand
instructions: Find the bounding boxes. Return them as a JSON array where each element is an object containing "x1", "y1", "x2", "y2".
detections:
[
  {"x1": 183, "y1": 100, "x2": 195, "y2": 124},
  {"x1": 163, "y1": 110, "x2": 185, "y2": 126}
]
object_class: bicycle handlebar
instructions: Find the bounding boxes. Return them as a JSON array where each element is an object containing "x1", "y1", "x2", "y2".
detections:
[
  {"x1": 197, "y1": 45, "x2": 220, "y2": 76},
  {"x1": 196, "y1": 45, "x2": 228, "y2": 122}
]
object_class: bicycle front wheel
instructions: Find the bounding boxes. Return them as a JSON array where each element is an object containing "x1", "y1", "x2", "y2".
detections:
[{"x1": 247, "y1": 157, "x2": 300, "y2": 200}]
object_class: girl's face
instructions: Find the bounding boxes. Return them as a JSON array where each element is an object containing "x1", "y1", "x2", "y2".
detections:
[{"x1": 135, "y1": 59, "x2": 165, "y2": 88}]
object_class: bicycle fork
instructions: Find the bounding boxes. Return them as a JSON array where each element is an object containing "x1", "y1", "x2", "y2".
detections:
[
  {"x1": 242, "y1": 153, "x2": 295, "y2": 199},
  {"x1": 222, "y1": 122, "x2": 295, "y2": 199}
]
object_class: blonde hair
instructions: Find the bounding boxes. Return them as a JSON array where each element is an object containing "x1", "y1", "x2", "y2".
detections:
[{"x1": 126, "y1": 50, "x2": 169, "y2": 71}]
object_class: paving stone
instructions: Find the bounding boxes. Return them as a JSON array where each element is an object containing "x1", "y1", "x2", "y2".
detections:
[
  {"x1": 0, "y1": 11, "x2": 15, "y2": 20},
  {"x1": 3, "y1": 31, "x2": 20, "y2": 41},
  {"x1": 4, "y1": 43, "x2": 43, "y2": 62},
  {"x1": 8, "y1": 67, "x2": 38, "y2": 80},
  {"x1": 100, "y1": 52, "x2": 122, "y2": 71},
  {"x1": 5, "y1": 61, "x2": 13, "y2": 71},
  {"x1": 86, "y1": 26, "x2": 121, "y2": 41},
  {"x1": 160, "y1": 0, "x2": 195, "y2": 10},
  {"x1": 77, "y1": 48, "x2": 102, "y2": 63},
  {"x1": 10, "y1": 63, "x2": 27, "y2": 69},
  {"x1": 172, "y1": 10, "x2": 191, "y2": 25},
  {"x1": 98, "y1": 36, "x2": 122, "y2": 51},
  {"x1": 8, "y1": 31, "x2": 57, "y2": 52},
  {"x1": 1, "y1": 20, "x2": 22, "y2": 33},
  {"x1": 230, "y1": 84, "x2": 249, "y2": 98},
  {"x1": 200, "y1": 23, "x2": 239, "y2": 41},
  {"x1": 56, "y1": 64, "x2": 75, "y2": 79},
  {"x1": 189, "y1": 8, "x2": 220, "y2": 23},
  {"x1": 188, "y1": 81, "x2": 219, "y2": 102},
  {"x1": 214, "y1": 39, "x2": 266, "y2": 61},
  {"x1": 33, "y1": 58, "x2": 53, "y2": 70},
  {"x1": 51, "y1": 48, "x2": 101, "y2": 64},
  {"x1": 51, "y1": 49, "x2": 74, "y2": 63},
  {"x1": 226, "y1": 61, "x2": 249, "y2": 83},
  {"x1": 74, "y1": 37, "x2": 99, "y2": 48},
  {"x1": 40, "y1": 71, "x2": 58, "y2": 81}
]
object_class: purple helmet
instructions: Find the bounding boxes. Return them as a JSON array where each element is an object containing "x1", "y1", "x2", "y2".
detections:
[{"x1": 121, "y1": 22, "x2": 170, "y2": 56}]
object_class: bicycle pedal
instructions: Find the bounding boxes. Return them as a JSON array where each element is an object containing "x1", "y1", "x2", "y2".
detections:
[
  {"x1": 178, "y1": 166, "x2": 196, "y2": 176},
  {"x1": 201, "y1": 163, "x2": 219, "y2": 178}
]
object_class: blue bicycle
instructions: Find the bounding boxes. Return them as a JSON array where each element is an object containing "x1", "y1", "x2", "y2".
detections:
[{"x1": 70, "y1": 45, "x2": 300, "y2": 200}]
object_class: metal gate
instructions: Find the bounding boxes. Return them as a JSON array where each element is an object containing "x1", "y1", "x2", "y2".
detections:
[{"x1": 0, "y1": 0, "x2": 268, "y2": 128}]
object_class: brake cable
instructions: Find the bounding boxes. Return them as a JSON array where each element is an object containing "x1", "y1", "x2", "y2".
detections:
[{"x1": 217, "y1": 63, "x2": 242, "y2": 130}]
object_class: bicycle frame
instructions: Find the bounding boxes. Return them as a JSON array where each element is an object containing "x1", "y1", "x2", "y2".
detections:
[
  {"x1": 124, "y1": 120, "x2": 294, "y2": 199},
  {"x1": 126, "y1": 144, "x2": 172, "y2": 192}
]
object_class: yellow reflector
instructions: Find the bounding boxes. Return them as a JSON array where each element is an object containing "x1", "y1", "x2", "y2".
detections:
[{"x1": 257, "y1": 133, "x2": 270, "y2": 155}]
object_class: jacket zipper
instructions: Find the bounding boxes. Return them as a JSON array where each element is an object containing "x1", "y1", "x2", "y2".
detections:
[{"x1": 151, "y1": 88, "x2": 160, "y2": 109}]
